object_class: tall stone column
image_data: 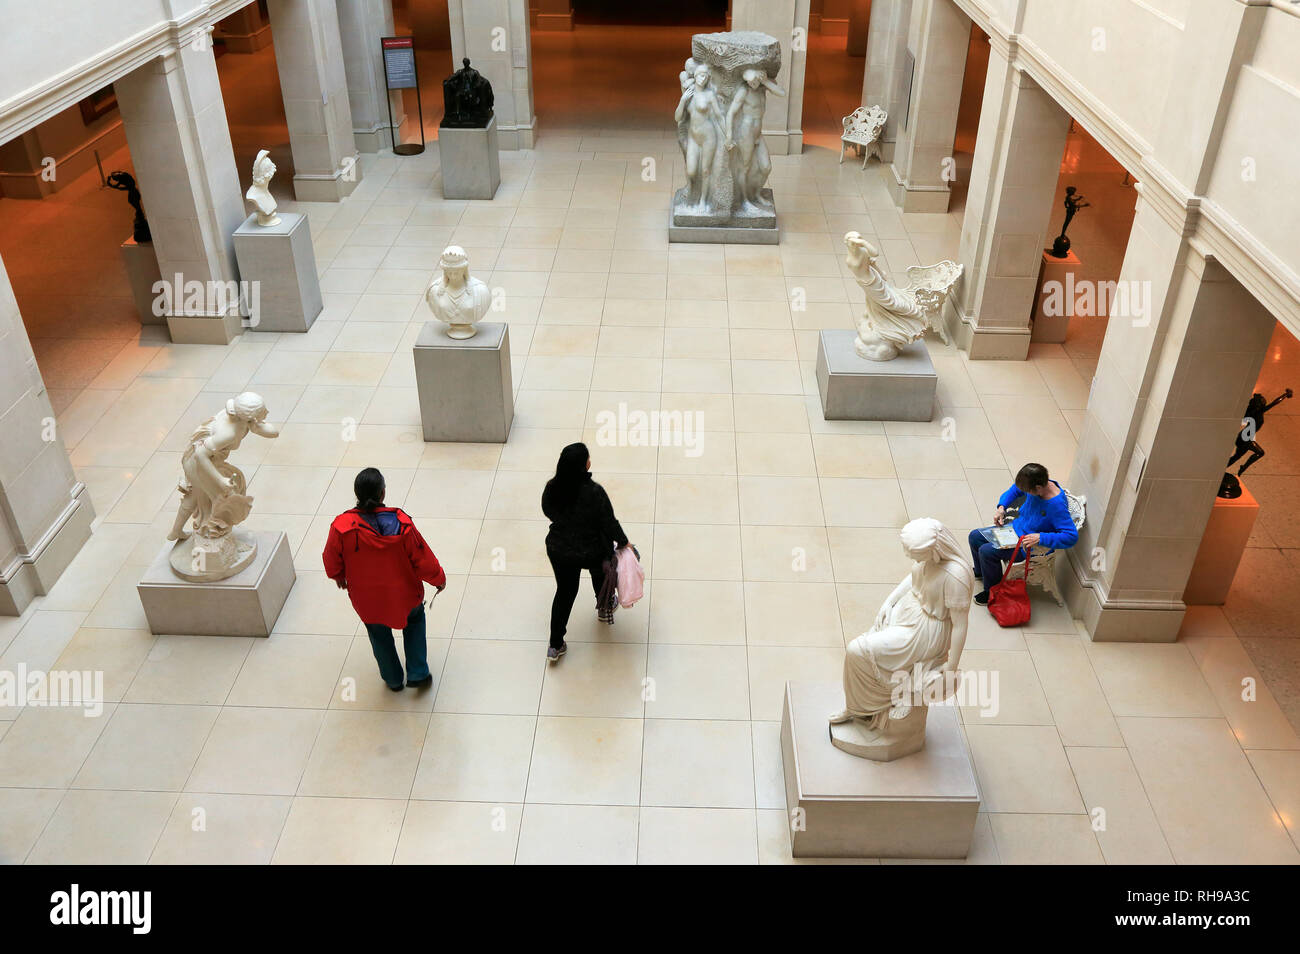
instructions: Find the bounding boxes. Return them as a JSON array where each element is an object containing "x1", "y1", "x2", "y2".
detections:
[
  {"x1": 266, "y1": 0, "x2": 362, "y2": 199},
  {"x1": 447, "y1": 0, "x2": 535, "y2": 149},
  {"x1": 337, "y1": 0, "x2": 402, "y2": 152},
  {"x1": 114, "y1": 37, "x2": 248, "y2": 345},
  {"x1": 0, "y1": 254, "x2": 94, "y2": 615},
  {"x1": 950, "y1": 45, "x2": 1069, "y2": 359},
  {"x1": 886, "y1": 0, "x2": 968, "y2": 211},
  {"x1": 1064, "y1": 214, "x2": 1275, "y2": 641},
  {"x1": 861, "y1": 0, "x2": 912, "y2": 163},
  {"x1": 730, "y1": 0, "x2": 811, "y2": 156}
]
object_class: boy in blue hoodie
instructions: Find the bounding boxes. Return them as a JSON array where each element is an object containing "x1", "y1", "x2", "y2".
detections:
[{"x1": 968, "y1": 462, "x2": 1078, "y2": 606}]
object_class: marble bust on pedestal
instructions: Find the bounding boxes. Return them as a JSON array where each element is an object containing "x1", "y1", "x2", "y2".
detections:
[
  {"x1": 245, "y1": 149, "x2": 281, "y2": 227},
  {"x1": 425, "y1": 245, "x2": 491, "y2": 339}
]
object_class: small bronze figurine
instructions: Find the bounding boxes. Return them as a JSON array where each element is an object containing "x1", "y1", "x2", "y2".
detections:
[
  {"x1": 1049, "y1": 186, "x2": 1089, "y2": 258},
  {"x1": 440, "y1": 57, "x2": 494, "y2": 129},
  {"x1": 1224, "y1": 388, "x2": 1292, "y2": 483},
  {"x1": 106, "y1": 170, "x2": 151, "y2": 243}
]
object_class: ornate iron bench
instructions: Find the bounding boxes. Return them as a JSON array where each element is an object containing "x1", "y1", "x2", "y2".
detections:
[{"x1": 840, "y1": 105, "x2": 888, "y2": 169}]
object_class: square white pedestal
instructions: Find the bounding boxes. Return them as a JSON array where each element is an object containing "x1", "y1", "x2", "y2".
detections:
[
  {"x1": 780, "y1": 681, "x2": 980, "y2": 859},
  {"x1": 1183, "y1": 482, "x2": 1260, "y2": 605},
  {"x1": 439, "y1": 117, "x2": 501, "y2": 200},
  {"x1": 120, "y1": 237, "x2": 166, "y2": 325},
  {"x1": 137, "y1": 531, "x2": 296, "y2": 637},
  {"x1": 1030, "y1": 249, "x2": 1081, "y2": 343},
  {"x1": 816, "y1": 330, "x2": 937, "y2": 422},
  {"x1": 413, "y1": 321, "x2": 514, "y2": 442},
  {"x1": 233, "y1": 212, "x2": 323, "y2": 333}
]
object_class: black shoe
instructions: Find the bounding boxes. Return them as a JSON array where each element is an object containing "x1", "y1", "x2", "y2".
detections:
[
  {"x1": 407, "y1": 675, "x2": 434, "y2": 689},
  {"x1": 973, "y1": 591, "x2": 989, "y2": 606},
  {"x1": 387, "y1": 683, "x2": 405, "y2": 692}
]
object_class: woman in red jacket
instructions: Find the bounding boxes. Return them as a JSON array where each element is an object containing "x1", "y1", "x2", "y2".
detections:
[{"x1": 323, "y1": 468, "x2": 446, "y2": 691}]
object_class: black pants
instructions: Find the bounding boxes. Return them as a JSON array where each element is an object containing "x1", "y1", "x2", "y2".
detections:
[
  {"x1": 1227, "y1": 438, "x2": 1264, "y2": 475},
  {"x1": 547, "y1": 549, "x2": 608, "y2": 648}
]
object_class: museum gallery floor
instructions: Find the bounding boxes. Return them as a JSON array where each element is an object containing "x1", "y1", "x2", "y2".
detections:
[{"x1": 1, "y1": 130, "x2": 1298, "y2": 866}]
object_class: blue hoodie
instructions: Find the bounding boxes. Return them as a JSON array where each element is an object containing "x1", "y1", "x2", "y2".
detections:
[{"x1": 998, "y1": 481, "x2": 1078, "y2": 550}]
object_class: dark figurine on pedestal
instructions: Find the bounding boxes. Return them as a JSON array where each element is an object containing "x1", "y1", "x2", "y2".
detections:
[
  {"x1": 1220, "y1": 388, "x2": 1293, "y2": 495},
  {"x1": 106, "y1": 171, "x2": 151, "y2": 243},
  {"x1": 1048, "y1": 186, "x2": 1090, "y2": 258},
  {"x1": 440, "y1": 58, "x2": 494, "y2": 129}
]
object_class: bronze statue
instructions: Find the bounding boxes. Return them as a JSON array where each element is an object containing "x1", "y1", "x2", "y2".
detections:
[
  {"x1": 1048, "y1": 186, "x2": 1089, "y2": 258},
  {"x1": 1223, "y1": 389, "x2": 1292, "y2": 485},
  {"x1": 106, "y1": 171, "x2": 150, "y2": 243},
  {"x1": 440, "y1": 58, "x2": 494, "y2": 129}
]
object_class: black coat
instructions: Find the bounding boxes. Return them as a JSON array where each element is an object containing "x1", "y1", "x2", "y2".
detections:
[{"x1": 542, "y1": 478, "x2": 628, "y2": 563}]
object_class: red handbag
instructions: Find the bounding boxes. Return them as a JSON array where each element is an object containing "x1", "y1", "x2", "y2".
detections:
[{"x1": 988, "y1": 537, "x2": 1032, "y2": 627}]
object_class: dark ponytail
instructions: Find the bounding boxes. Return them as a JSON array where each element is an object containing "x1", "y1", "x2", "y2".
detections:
[{"x1": 354, "y1": 467, "x2": 386, "y2": 512}]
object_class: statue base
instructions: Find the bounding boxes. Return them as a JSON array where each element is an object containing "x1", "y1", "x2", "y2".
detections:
[
  {"x1": 233, "y1": 212, "x2": 323, "y2": 333},
  {"x1": 829, "y1": 706, "x2": 929, "y2": 761},
  {"x1": 781, "y1": 681, "x2": 979, "y2": 859},
  {"x1": 414, "y1": 320, "x2": 513, "y2": 442},
  {"x1": 167, "y1": 529, "x2": 257, "y2": 582},
  {"x1": 138, "y1": 530, "x2": 296, "y2": 637},
  {"x1": 439, "y1": 116, "x2": 501, "y2": 200},
  {"x1": 120, "y1": 237, "x2": 166, "y2": 326},
  {"x1": 816, "y1": 330, "x2": 937, "y2": 422},
  {"x1": 668, "y1": 187, "x2": 779, "y2": 245}
]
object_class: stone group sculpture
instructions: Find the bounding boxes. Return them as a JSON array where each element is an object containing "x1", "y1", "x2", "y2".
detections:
[
  {"x1": 829, "y1": 518, "x2": 973, "y2": 761},
  {"x1": 441, "y1": 57, "x2": 494, "y2": 128},
  {"x1": 166, "y1": 392, "x2": 279, "y2": 582},
  {"x1": 672, "y1": 31, "x2": 784, "y2": 231},
  {"x1": 425, "y1": 245, "x2": 490, "y2": 339},
  {"x1": 106, "y1": 170, "x2": 150, "y2": 243},
  {"x1": 245, "y1": 149, "x2": 280, "y2": 227},
  {"x1": 844, "y1": 230, "x2": 963, "y2": 361}
]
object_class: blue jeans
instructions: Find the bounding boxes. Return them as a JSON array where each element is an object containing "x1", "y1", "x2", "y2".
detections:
[
  {"x1": 967, "y1": 528, "x2": 1023, "y2": 596},
  {"x1": 364, "y1": 603, "x2": 428, "y2": 688}
]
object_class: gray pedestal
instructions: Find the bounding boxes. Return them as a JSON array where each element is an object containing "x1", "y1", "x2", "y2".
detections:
[
  {"x1": 120, "y1": 237, "x2": 166, "y2": 325},
  {"x1": 233, "y1": 212, "x2": 322, "y2": 333},
  {"x1": 780, "y1": 681, "x2": 980, "y2": 859},
  {"x1": 668, "y1": 187, "x2": 779, "y2": 244},
  {"x1": 816, "y1": 330, "x2": 937, "y2": 422},
  {"x1": 414, "y1": 321, "x2": 513, "y2": 442},
  {"x1": 439, "y1": 117, "x2": 501, "y2": 200},
  {"x1": 137, "y1": 531, "x2": 296, "y2": 637}
]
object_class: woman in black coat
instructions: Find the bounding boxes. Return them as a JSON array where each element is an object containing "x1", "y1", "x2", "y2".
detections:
[{"x1": 541, "y1": 442, "x2": 630, "y2": 663}]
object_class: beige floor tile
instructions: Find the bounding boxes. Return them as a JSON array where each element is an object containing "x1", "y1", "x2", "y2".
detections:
[
  {"x1": 987, "y1": 814, "x2": 1104, "y2": 865},
  {"x1": 454, "y1": 575, "x2": 553, "y2": 640},
  {"x1": 637, "y1": 807, "x2": 758, "y2": 864},
  {"x1": 413, "y1": 713, "x2": 536, "y2": 802},
  {"x1": 186, "y1": 706, "x2": 324, "y2": 795},
  {"x1": 539, "y1": 642, "x2": 647, "y2": 718},
  {"x1": 226, "y1": 633, "x2": 351, "y2": 709},
  {"x1": 1086, "y1": 642, "x2": 1221, "y2": 718},
  {"x1": 526, "y1": 716, "x2": 643, "y2": 805},
  {"x1": 644, "y1": 643, "x2": 751, "y2": 720},
  {"x1": 886, "y1": 435, "x2": 965, "y2": 480},
  {"x1": 0, "y1": 788, "x2": 64, "y2": 864},
  {"x1": 49, "y1": 626, "x2": 155, "y2": 705},
  {"x1": 1182, "y1": 634, "x2": 1300, "y2": 750},
  {"x1": 122, "y1": 634, "x2": 252, "y2": 706},
  {"x1": 271, "y1": 796, "x2": 405, "y2": 864},
  {"x1": 958, "y1": 650, "x2": 1055, "y2": 726},
  {"x1": 747, "y1": 647, "x2": 844, "y2": 721},
  {"x1": 515, "y1": 803, "x2": 638, "y2": 864},
  {"x1": 963, "y1": 724, "x2": 1084, "y2": 813},
  {"x1": 394, "y1": 800, "x2": 522, "y2": 864},
  {"x1": 733, "y1": 393, "x2": 810, "y2": 432},
  {"x1": 655, "y1": 474, "x2": 740, "y2": 524},
  {"x1": 641, "y1": 719, "x2": 755, "y2": 808},
  {"x1": 736, "y1": 432, "x2": 817, "y2": 476},
  {"x1": 647, "y1": 579, "x2": 746, "y2": 644},
  {"x1": 471, "y1": 519, "x2": 552, "y2": 576},
  {"x1": 1025, "y1": 635, "x2": 1124, "y2": 746},
  {"x1": 1066, "y1": 746, "x2": 1175, "y2": 864},
  {"x1": 818, "y1": 477, "x2": 909, "y2": 527},
  {"x1": 74, "y1": 703, "x2": 219, "y2": 791},
  {"x1": 272, "y1": 571, "x2": 362, "y2": 635},
  {"x1": 434, "y1": 639, "x2": 546, "y2": 714},
  {"x1": 27, "y1": 789, "x2": 177, "y2": 864},
  {"x1": 297, "y1": 709, "x2": 428, "y2": 799},
  {"x1": 150, "y1": 793, "x2": 292, "y2": 864},
  {"x1": 1246, "y1": 750, "x2": 1300, "y2": 850},
  {"x1": 741, "y1": 525, "x2": 835, "y2": 582},
  {"x1": 0, "y1": 704, "x2": 113, "y2": 787},
  {"x1": 652, "y1": 523, "x2": 743, "y2": 580},
  {"x1": 738, "y1": 476, "x2": 824, "y2": 525},
  {"x1": 1118, "y1": 716, "x2": 1299, "y2": 863},
  {"x1": 743, "y1": 581, "x2": 844, "y2": 647},
  {"x1": 811, "y1": 434, "x2": 895, "y2": 478},
  {"x1": 825, "y1": 526, "x2": 913, "y2": 583}
]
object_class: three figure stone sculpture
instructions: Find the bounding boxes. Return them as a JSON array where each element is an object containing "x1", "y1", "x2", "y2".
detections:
[
  {"x1": 672, "y1": 31, "x2": 784, "y2": 231},
  {"x1": 166, "y1": 393, "x2": 279, "y2": 582},
  {"x1": 829, "y1": 518, "x2": 973, "y2": 761},
  {"x1": 106, "y1": 171, "x2": 150, "y2": 243},
  {"x1": 425, "y1": 245, "x2": 490, "y2": 339},
  {"x1": 441, "y1": 57, "x2": 494, "y2": 128},
  {"x1": 245, "y1": 149, "x2": 280, "y2": 227},
  {"x1": 845, "y1": 231, "x2": 963, "y2": 361}
]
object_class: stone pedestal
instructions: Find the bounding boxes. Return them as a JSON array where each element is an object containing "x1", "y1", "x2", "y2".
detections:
[
  {"x1": 1183, "y1": 482, "x2": 1260, "y2": 606},
  {"x1": 668, "y1": 187, "x2": 779, "y2": 245},
  {"x1": 780, "y1": 681, "x2": 980, "y2": 859},
  {"x1": 815, "y1": 330, "x2": 937, "y2": 422},
  {"x1": 137, "y1": 530, "x2": 296, "y2": 637},
  {"x1": 120, "y1": 238, "x2": 166, "y2": 326},
  {"x1": 414, "y1": 321, "x2": 513, "y2": 442},
  {"x1": 1030, "y1": 249, "x2": 1081, "y2": 344},
  {"x1": 439, "y1": 116, "x2": 501, "y2": 200},
  {"x1": 233, "y1": 213, "x2": 323, "y2": 333}
]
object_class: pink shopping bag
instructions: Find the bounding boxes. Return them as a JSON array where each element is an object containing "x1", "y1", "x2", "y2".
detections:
[{"x1": 616, "y1": 545, "x2": 644, "y2": 608}]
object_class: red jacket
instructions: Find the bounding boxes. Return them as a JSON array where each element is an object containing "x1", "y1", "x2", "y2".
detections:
[{"x1": 322, "y1": 507, "x2": 446, "y2": 628}]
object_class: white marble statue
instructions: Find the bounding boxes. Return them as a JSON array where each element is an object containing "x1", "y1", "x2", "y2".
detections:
[
  {"x1": 829, "y1": 518, "x2": 974, "y2": 761},
  {"x1": 425, "y1": 245, "x2": 490, "y2": 339},
  {"x1": 246, "y1": 149, "x2": 280, "y2": 227},
  {"x1": 725, "y1": 68, "x2": 785, "y2": 209},
  {"x1": 844, "y1": 230, "x2": 963, "y2": 361},
  {"x1": 166, "y1": 392, "x2": 279, "y2": 582},
  {"x1": 674, "y1": 63, "x2": 728, "y2": 211}
]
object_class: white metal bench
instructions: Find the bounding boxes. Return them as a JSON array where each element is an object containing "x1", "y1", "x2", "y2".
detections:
[
  {"x1": 840, "y1": 105, "x2": 887, "y2": 169},
  {"x1": 902, "y1": 260, "x2": 963, "y2": 345},
  {"x1": 1003, "y1": 491, "x2": 1087, "y2": 606}
]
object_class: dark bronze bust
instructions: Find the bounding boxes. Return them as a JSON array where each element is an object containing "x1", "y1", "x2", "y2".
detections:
[
  {"x1": 106, "y1": 170, "x2": 150, "y2": 243},
  {"x1": 440, "y1": 57, "x2": 494, "y2": 129}
]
